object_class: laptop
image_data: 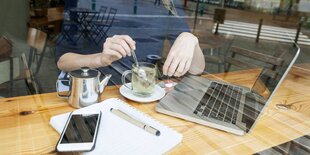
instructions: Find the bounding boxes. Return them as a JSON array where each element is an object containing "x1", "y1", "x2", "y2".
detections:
[{"x1": 156, "y1": 44, "x2": 300, "y2": 135}]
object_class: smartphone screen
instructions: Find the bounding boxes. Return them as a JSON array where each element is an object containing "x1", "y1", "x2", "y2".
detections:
[{"x1": 60, "y1": 113, "x2": 100, "y2": 144}]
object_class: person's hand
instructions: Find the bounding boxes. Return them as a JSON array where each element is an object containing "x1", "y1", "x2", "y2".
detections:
[
  {"x1": 163, "y1": 32, "x2": 198, "y2": 77},
  {"x1": 99, "y1": 35, "x2": 136, "y2": 66}
]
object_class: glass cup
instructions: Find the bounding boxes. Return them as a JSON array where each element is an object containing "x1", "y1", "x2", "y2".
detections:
[{"x1": 121, "y1": 62, "x2": 157, "y2": 97}]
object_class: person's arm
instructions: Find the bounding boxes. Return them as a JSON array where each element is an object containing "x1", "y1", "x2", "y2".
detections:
[
  {"x1": 163, "y1": 32, "x2": 205, "y2": 77},
  {"x1": 57, "y1": 35, "x2": 136, "y2": 72},
  {"x1": 57, "y1": 53, "x2": 107, "y2": 71}
]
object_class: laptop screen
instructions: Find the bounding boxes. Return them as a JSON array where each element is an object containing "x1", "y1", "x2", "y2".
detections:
[
  {"x1": 252, "y1": 44, "x2": 300, "y2": 99},
  {"x1": 238, "y1": 43, "x2": 300, "y2": 132}
]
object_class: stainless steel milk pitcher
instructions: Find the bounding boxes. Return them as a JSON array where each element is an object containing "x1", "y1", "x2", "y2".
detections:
[{"x1": 57, "y1": 67, "x2": 111, "y2": 108}]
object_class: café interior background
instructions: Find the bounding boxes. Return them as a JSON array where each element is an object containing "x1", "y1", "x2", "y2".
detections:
[{"x1": 0, "y1": 0, "x2": 310, "y2": 97}]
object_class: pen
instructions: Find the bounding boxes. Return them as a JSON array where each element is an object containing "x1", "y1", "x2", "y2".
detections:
[{"x1": 110, "y1": 108, "x2": 161, "y2": 136}]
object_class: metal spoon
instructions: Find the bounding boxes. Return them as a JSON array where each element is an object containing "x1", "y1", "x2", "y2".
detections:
[
  {"x1": 132, "y1": 50, "x2": 139, "y2": 67},
  {"x1": 131, "y1": 50, "x2": 148, "y2": 83}
]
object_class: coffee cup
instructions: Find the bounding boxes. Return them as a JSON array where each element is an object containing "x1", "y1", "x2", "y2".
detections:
[{"x1": 121, "y1": 62, "x2": 157, "y2": 97}]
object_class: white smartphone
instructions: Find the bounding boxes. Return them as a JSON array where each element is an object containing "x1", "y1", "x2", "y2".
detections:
[{"x1": 56, "y1": 110, "x2": 101, "y2": 152}]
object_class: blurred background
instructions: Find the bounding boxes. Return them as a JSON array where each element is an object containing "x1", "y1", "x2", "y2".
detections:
[{"x1": 0, "y1": 0, "x2": 309, "y2": 97}]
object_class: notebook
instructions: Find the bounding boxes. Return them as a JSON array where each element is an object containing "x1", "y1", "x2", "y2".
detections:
[{"x1": 50, "y1": 98, "x2": 182, "y2": 154}]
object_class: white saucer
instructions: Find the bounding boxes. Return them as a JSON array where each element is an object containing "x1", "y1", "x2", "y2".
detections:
[{"x1": 119, "y1": 83, "x2": 166, "y2": 103}]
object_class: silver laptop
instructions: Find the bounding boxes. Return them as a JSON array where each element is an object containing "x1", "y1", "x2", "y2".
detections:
[{"x1": 156, "y1": 44, "x2": 300, "y2": 135}]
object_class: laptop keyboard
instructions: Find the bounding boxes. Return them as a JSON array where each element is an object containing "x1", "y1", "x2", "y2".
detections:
[{"x1": 193, "y1": 82, "x2": 243, "y2": 124}]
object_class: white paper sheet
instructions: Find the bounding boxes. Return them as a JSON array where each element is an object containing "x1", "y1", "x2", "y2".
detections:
[{"x1": 50, "y1": 98, "x2": 182, "y2": 155}]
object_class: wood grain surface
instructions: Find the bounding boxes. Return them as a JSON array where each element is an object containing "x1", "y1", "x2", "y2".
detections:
[{"x1": 0, "y1": 66, "x2": 309, "y2": 154}]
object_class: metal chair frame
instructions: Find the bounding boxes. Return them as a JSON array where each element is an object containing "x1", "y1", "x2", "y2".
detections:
[{"x1": 90, "y1": 8, "x2": 117, "y2": 45}]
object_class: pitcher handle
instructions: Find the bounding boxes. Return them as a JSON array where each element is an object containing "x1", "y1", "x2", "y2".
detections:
[
  {"x1": 56, "y1": 79, "x2": 70, "y2": 98},
  {"x1": 121, "y1": 70, "x2": 132, "y2": 90}
]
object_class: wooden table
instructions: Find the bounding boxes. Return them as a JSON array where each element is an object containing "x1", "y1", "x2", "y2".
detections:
[
  {"x1": 28, "y1": 7, "x2": 64, "y2": 34},
  {"x1": 0, "y1": 66, "x2": 309, "y2": 154}
]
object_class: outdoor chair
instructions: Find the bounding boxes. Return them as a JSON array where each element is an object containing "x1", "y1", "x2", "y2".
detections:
[
  {"x1": 90, "y1": 7, "x2": 117, "y2": 44},
  {"x1": 225, "y1": 46, "x2": 284, "y2": 80},
  {"x1": 0, "y1": 46, "x2": 40, "y2": 97},
  {"x1": 27, "y1": 28, "x2": 48, "y2": 75},
  {"x1": 196, "y1": 32, "x2": 234, "y2": 73},
  {"x1": 98, "y1": 5, "x2": 108, "y2": 18},
  {"x1": 57, "y1": 11, "x2": 83, "y2": 45}
]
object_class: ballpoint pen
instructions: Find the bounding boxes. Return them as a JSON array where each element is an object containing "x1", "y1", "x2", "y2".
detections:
[{"x1": 110, "y1": 108, "x2": 161, "y2": 136}]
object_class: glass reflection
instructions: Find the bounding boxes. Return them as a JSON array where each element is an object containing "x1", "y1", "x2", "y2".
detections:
[
  {"x1": 158, "y1": 43, "x2": 300, "y2": 133},
  {"x1": 56, "y1": 0, "x2": 193, "y2": 86}
]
